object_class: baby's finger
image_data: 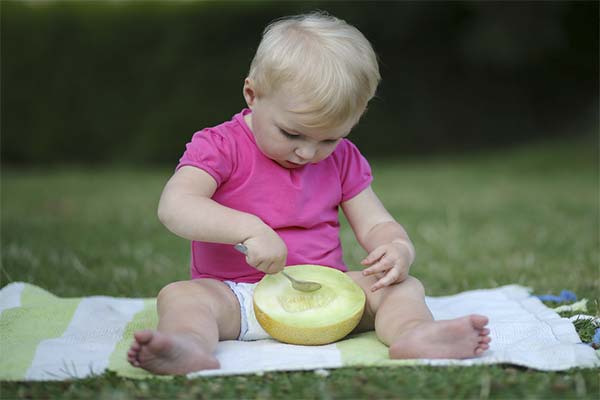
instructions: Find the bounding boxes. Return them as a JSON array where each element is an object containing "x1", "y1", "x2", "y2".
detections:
[
  {"x1": 370, "y1": 269, "x2": 399, "y2": 292},
  {"x1": 242, "y1": 248, "x2": 260, "y2": 268},
  {"x1": 362, "y1": 257, "x2": 393, "y2": 276},
  {"x1": 270, "y1": 260, "x2": 286, "y2": 274},
  {"x1": 256, "y1": 259, "x2": 273, "y2": 273},
  {"x1": 361, "y1": 246, "x2": 386, "y2": 266},
  {"x1": 245, "y1": 255, "x2": 258, "y2": 268},
  {"x1": 265, "y1": 262, "x2": 281, "y2": 275}
]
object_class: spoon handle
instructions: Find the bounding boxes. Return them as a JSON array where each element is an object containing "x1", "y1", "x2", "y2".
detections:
[{"x1": 234, "y1": 243, "x2": 248, "y2": 255}]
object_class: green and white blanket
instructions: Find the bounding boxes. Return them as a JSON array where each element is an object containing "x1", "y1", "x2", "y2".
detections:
[{"x1": 1, "y1": 283, "x2": 598, "y2": 381}]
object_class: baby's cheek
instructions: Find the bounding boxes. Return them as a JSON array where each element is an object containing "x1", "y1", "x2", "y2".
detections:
[{"x1": 265, "y1": 144, "x2": 289, "y2": 160}]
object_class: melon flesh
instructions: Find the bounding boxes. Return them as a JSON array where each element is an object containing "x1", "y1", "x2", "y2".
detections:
[{"x1": 253, "y1": 265, "x2": 366, "y2": 345}]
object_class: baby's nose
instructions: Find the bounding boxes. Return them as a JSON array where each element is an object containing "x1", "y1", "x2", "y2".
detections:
[{"x1": 295, "y1": 144, "x2": 317, "y2": 160}]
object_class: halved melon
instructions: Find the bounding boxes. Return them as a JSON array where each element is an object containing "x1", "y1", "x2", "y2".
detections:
[{"x1": 253, "y1": 265, "x2": 366, "y2": 345}]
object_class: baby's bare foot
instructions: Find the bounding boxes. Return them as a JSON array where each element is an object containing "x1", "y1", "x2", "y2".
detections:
[
  {"x1": 389, "y1": 314, "x2": 491, "y2": 359},
  {"x1": 127, "y1": 329, "x2": 219, "y2": 375}
]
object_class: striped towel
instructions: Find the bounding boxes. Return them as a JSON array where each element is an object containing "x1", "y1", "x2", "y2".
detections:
[{"x1": 1, "y1": 283, "x2": 598, "y2": 381}]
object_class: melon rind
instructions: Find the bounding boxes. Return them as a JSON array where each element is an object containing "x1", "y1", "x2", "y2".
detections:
[{"x1": 253, "y1": 265, "x2": 366, "y2": 345}]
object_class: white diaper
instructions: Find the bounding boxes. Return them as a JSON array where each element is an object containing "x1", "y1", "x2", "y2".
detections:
[{"x1": 224, "y1": 281, "x2": 271, "y2": 341}]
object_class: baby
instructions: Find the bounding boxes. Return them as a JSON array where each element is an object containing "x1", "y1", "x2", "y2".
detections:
[{"x1": 128, "y1": 12, "x2": 490, "y2": 375}]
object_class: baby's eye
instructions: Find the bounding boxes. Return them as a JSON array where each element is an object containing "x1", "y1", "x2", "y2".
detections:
[
  {"x1": 322, "y1": 139, "x2": 340, "y2": 145},
  {"x1": 280, "y1": 128, "x2": 300, "y2": 139}
]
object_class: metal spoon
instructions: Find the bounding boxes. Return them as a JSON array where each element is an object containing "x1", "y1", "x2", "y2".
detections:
[{"x1": 234, "y1": 243, "x2": 322, "y2": 292}]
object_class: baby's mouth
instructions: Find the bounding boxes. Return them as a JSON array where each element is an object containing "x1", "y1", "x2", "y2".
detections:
[{"x1": 282, "y1": 160, "x2": 306, "y2": 168}]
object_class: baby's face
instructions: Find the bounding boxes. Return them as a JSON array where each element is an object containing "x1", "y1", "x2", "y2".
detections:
[{"x1": 243, "y1": 86, "x2": 353, "y2": 169}]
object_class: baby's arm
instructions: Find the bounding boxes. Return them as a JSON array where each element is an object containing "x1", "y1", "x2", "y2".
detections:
[
  {"x1": 157, "y1": 166, "x2": 287, "y2": 274},
  {"x1": 341, "y1": 186, "x2": 415, "y2": 292}
]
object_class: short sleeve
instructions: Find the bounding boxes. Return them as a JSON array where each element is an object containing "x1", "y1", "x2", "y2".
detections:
[
  {"x1": 176, "y1": 128, "x2": 235, "y2": 186},
  {"x1": 334, "y1": 140, "x2": 373, "y2": 201}
]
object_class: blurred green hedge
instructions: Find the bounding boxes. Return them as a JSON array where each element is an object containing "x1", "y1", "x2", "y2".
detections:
[{"x1": 1, "y1": 0, "x2": 598, "y2": 165}]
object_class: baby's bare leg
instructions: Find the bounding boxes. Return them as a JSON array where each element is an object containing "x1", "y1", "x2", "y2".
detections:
[
  {"x1": 127, "y1": 279, "x2": 241, "y2": 375},
  {"x1": 348, "y1": 272, "x2": 491, "y2": 359}
]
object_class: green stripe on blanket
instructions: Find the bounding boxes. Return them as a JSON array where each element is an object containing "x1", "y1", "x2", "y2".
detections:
[
  {"x1": 0, "y1": 284, "x2": 80, "y2": 380},
  {"x1": 107, "y1": 298, "x2": 161, "y2": 379},
  {"x1": 338, "y1": 331, "x2": 419, "y2": 367}
]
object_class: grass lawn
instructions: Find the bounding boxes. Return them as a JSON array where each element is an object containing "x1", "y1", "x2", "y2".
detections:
[{"x1": 1, "y1": 136, "x2": 598, "y2": 398}]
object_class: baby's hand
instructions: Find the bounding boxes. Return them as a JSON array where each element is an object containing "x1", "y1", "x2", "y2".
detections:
[
  {"x1": 241, "y1": 227, "x2": 287, "y2": 275},
  {"x1": 361, "y1": 241, "x2": 414, "y2": 292}
]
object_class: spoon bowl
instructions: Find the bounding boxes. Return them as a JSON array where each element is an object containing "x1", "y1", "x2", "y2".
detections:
[{"x1": 281, "y1": 270, "x2": 322, "y2": 292}]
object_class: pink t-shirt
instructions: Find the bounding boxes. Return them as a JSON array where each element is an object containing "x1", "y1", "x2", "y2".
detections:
[{"x1": 177, "y1": 109, "x2": 373, "y2": 283}]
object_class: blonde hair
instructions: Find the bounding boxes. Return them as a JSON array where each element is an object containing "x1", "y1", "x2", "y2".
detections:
[{"x1": 248, "y1": 12, "x2": 381, "y2": 129}]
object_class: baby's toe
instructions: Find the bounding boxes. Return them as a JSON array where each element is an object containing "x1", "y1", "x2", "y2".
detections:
[
  {"x1": 129, "y1": 342, "x2": 141, "y2": 351},
  {"x1": 470, "y1": 314, "x2": 489, "y2": 329},
  {"x1": 133, "y1": 329, "x2": 154, "y2": 344}
]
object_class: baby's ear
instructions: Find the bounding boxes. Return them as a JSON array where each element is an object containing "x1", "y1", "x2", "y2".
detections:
[{"x1": 243, "y1": 78, "x2": 257, "y2": 108}]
